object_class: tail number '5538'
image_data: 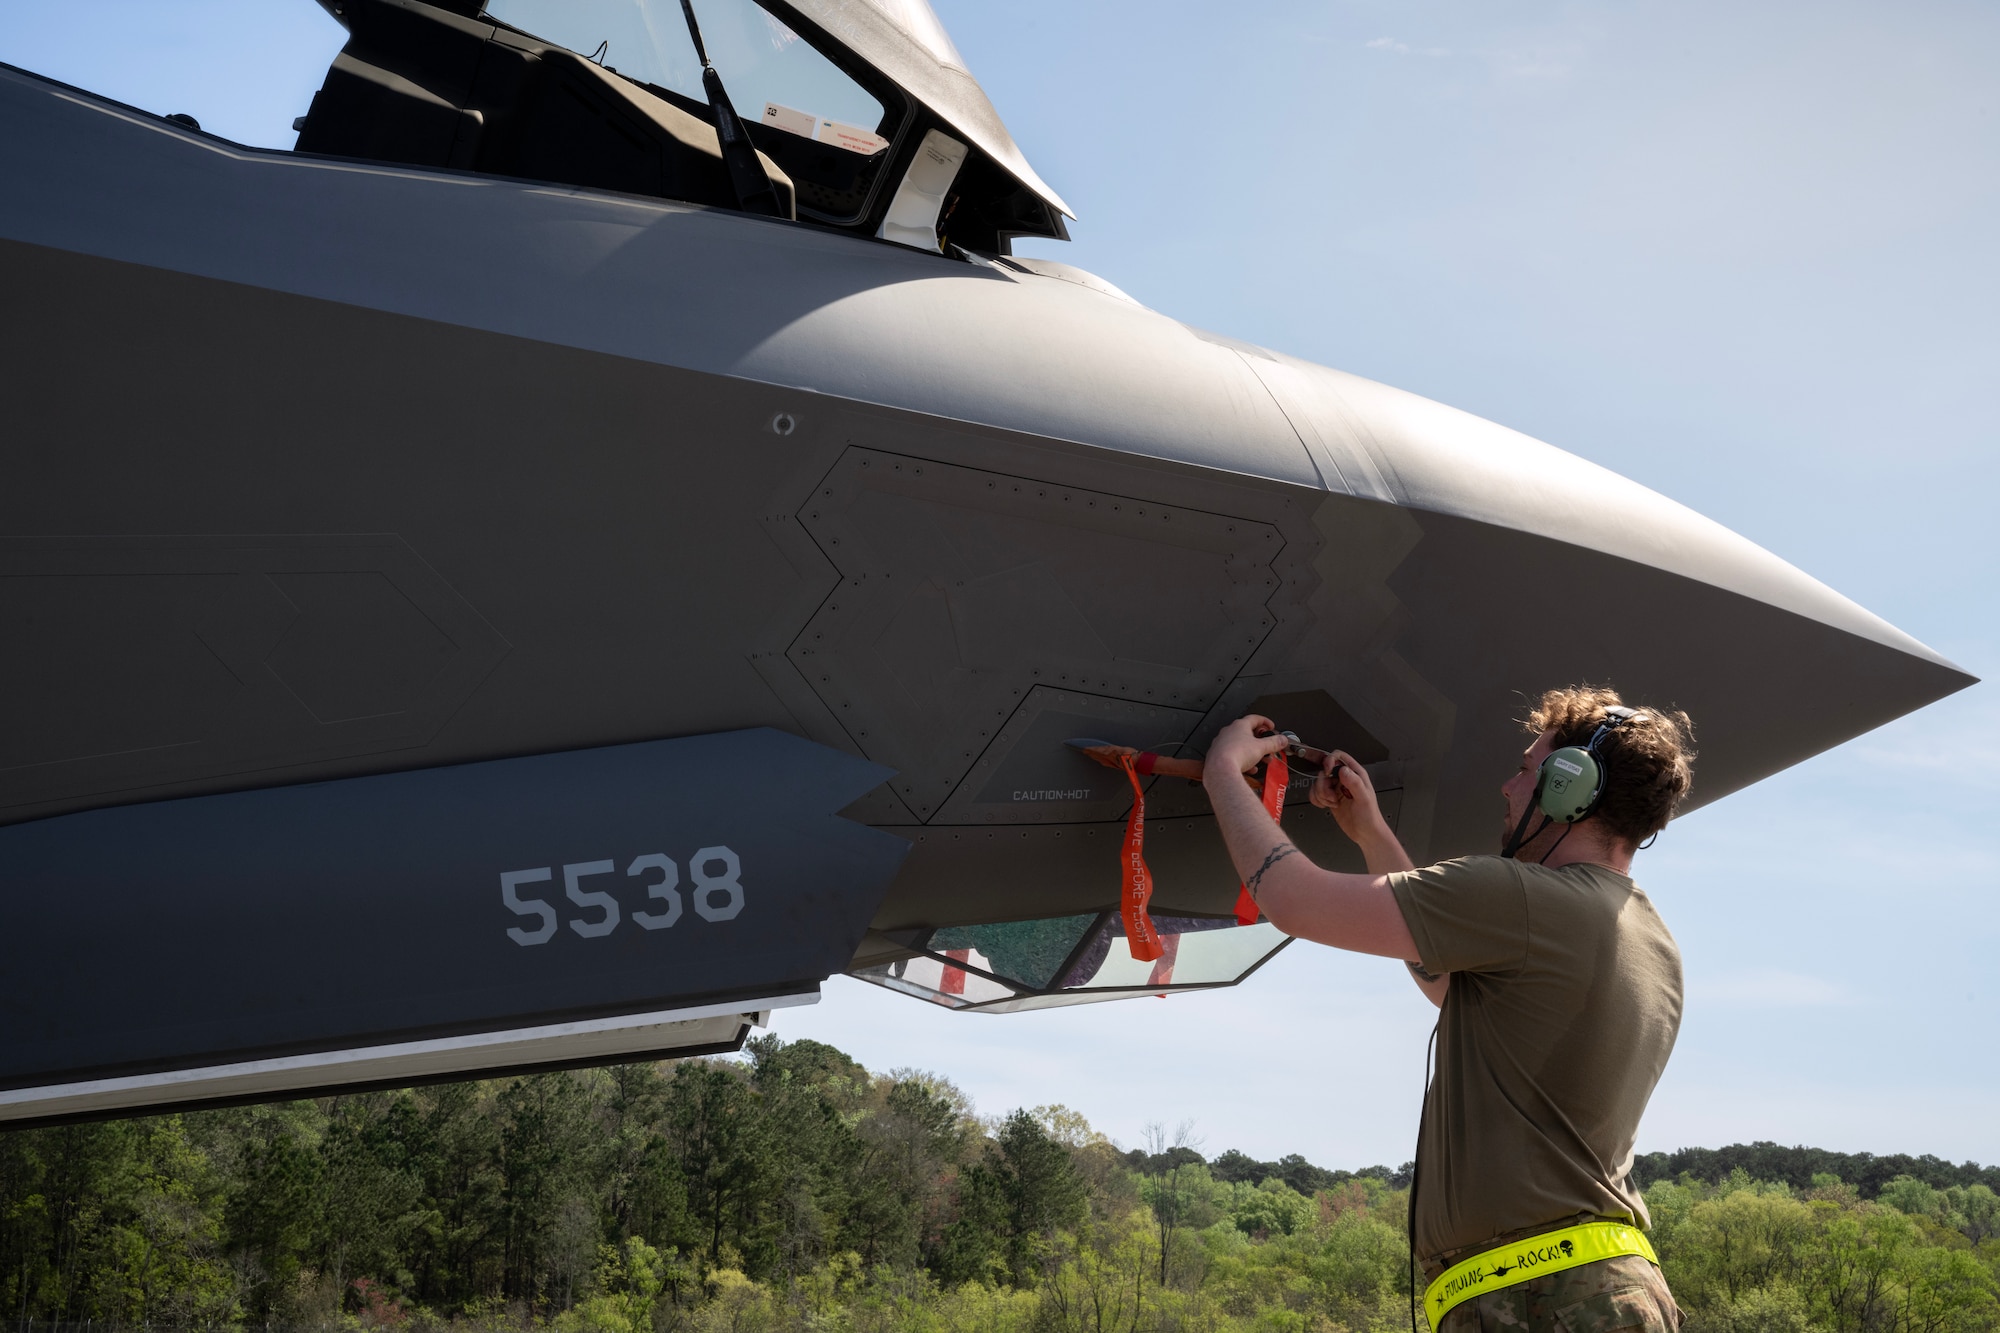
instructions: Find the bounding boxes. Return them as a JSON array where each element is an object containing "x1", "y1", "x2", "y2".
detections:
[{"x1": 499, "y1": 848, "x2": 743, "y2": 946}]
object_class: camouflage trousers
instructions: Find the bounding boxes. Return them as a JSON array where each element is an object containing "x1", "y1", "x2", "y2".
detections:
[{"x1": 1437, "y1": 1255, "x2": 1684, "y2": 1333}]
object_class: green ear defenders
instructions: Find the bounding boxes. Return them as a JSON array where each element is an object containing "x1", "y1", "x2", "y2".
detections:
[
  {"x1": 1502, "y1": 705, "x2": 1646, "y2": 858},
  {"x1": 1539, "y1": 705, "x2": 1641, "y2": 822}
]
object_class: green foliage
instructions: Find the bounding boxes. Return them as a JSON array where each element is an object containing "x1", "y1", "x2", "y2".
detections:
[
  {"x1": 1, "y1": 1042, "x2": 1994, "y2": 1333},
  {"x1": 1228, "y1": 1179, "x2": 1317, "y2": 1238},
  {"x1": 1633, "y1": 1144, "x2": 2000, "y2": 1199},
  {"x1": 1647, "y1": 1174, "x2": 2000, "y2": 1333},
  {"x1": 1207, "y1": 1148, "x2": 1413, "y2": 1196}
]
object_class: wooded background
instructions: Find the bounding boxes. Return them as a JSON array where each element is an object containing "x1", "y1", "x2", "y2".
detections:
[{"x1": 3, "y1": 1038, "x2": 1995, "y2": 1332}]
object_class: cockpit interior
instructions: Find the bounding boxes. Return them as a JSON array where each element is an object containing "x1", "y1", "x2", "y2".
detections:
[{"x1": 297, "y1": 0, "x2": 1071, "y2": 255}]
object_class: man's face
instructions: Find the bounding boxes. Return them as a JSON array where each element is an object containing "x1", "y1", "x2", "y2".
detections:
[{"x1": 1500, "y1": 729, "x2": 1561, "y2": 847}]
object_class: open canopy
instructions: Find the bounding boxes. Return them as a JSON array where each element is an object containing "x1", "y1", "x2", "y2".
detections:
[
  {"x1": 299, "y1": 0, "x2": 1069, "y2": 248},
  {"x1": 767, "y1": 0, "x2": 1073, "y2": 218}
]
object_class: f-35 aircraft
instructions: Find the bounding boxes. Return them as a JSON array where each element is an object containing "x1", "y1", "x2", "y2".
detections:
[{"x1": 0, "y1": 0, "x2": 1972, "y2": 1125}]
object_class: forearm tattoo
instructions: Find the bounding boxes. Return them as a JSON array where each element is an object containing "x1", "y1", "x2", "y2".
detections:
[{"x1": 1244, "y1": 843, "x2": 1298, "y2": 899}]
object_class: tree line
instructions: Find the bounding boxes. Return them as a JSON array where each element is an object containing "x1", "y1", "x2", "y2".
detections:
[
  {"x1": 1632, "y1": 1145, "x2": 2000, "y2": 1199},
  {"x1": 1, "y1": 1037, "x2": 1994, "y2": 1333}
]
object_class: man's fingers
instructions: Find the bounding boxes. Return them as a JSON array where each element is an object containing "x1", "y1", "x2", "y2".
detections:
[
  {"x1": 1206, "y1": 714, "x2": 1293, "y2": 787},
  {"x1": 1228, "y1": 715, "x2": 1287, "y2": 770},
  {"x1": 1307, "y1": 753, "x2": 1341, "y2": 798},
  {"x1": 1328, "y1": 750, "x2": 1373, "y2": 794},
  {"x1": 1309, "y1": 752, "x2": 1348, "y2": 809}
]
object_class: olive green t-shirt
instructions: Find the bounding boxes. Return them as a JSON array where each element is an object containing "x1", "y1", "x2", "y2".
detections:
[{"x1": 1387, "y1": 855, "x2": 1683, "y2": 1264}]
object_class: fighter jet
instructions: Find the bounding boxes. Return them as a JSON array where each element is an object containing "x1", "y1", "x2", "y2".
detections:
[{"x1": 0, "y1": 0, "x2": 1972, "y2": 1124}]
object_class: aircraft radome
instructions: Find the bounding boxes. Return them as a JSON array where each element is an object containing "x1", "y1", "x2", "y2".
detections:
[{"x1": 0, "y1": 0, "x2": 1973, "y2": 1125}]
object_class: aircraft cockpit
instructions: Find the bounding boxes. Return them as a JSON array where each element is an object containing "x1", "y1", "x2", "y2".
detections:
[{"x1": 297, "y1": 0, "x2": 1072, "y2": 254}]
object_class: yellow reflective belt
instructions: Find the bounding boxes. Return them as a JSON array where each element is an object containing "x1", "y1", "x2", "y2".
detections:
[{"x1": 1424, "y1": 1221, "x2": 1660, "y2": 1325}]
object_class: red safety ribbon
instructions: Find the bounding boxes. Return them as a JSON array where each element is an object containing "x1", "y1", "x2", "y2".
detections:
[
  {"x1": 940, "y1": 947, "x2": 969, "y2": 996},
  {"x1": 1234, "y1": 754, "x2": 1287, "y2": 925},
  {"x1": 1147, "y1": 931, "x2": 1181, "y2": 990},
  {"x1": 1117, "y1": 753, "x2": 1165, "y2": 963}
]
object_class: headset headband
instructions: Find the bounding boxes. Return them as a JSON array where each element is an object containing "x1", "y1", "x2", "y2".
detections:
[{"x1": 1587, "y1": 705, "x2": 1641, "y2": 753}]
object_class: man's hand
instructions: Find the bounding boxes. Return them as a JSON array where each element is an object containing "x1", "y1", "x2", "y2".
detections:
[
  {"x1": 1201, "y1": 714, "x2": 1423, "y2": 968},
  {"x1": 1311, "y1": 749, "x2": 1391, "y2": 847},
  {"x1": 1201, "y1": 715, "x2": 1441, "y2": 1005},
  {"x1": 1308, "y1": 749, "x2": 1413, "y2": 876},
  {"x1": 1207, "y1": 714, "x2": 1288, "y2": 782}
]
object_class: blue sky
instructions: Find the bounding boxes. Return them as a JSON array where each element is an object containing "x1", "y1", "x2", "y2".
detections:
[{"x1": 3, "y1": 0, "x2": 1992, "y2": 1168}]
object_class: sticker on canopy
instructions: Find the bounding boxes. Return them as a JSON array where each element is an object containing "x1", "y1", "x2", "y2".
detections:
[
  {"x1": 818, "y1": 120, "x2": 890, "y2": 155},
  {"x1": 762, "y1": 102, "x2": 817, "y2": 138}
]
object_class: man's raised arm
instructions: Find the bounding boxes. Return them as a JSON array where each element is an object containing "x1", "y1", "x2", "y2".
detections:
[{"x1": 1202, "y1": 716, "x2": 1448, "y2": 1006}]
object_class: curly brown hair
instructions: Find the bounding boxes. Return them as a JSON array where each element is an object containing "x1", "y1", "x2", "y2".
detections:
[{"x1": 1527, "y1": 685, "x2": 1696, "y2": 845}]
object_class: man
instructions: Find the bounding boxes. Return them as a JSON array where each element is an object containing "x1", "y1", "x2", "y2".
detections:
[{"x1": 1204, "y1": 686, "x2": 1695, "y2": 1333}]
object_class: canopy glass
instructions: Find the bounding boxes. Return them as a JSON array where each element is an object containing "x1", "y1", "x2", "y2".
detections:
[
  {"x1": 488, "y1": 0, "x2": 899, "y2": 220},
  {"x1": 489, "y1": 0, "x2": 887, "y2": 137},
  {"x1": 488, "y1": 0, "x2": 1068, "y2": 227}
]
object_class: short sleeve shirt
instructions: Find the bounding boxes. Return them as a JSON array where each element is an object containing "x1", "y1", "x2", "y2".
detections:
[{"x1": 1387, "y1": 856, "x2": 1683, "y2": 1263}]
